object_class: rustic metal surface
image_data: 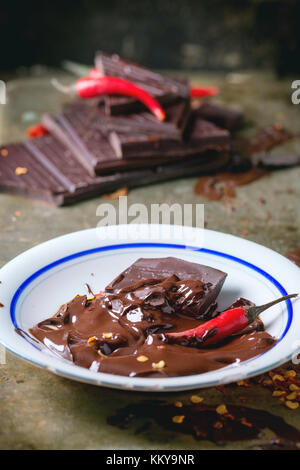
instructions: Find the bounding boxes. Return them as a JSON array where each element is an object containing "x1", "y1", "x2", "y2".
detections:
[{"x1": 0, "y1": 70, "x2": 299, "y2": 449}]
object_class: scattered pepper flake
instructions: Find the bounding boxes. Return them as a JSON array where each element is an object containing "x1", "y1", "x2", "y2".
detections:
[
  {"x1": 285, "y1": 401, "x2": 299, "y2": 410},
  {"x1": 14, "y1": 211, "x2": 21, "y2": 217},
  {"x1": 190, "y1": 395, "x2": 204, "y2": 404},
  {"x1": 0, "y1": 302, "x2": 4, "y2": 308},
  {"x1": 272, "y1": 374, "x2": 285, "y2": 382},
  {"x1": 172, "y1": 415, "x2": 185, "y2": 424},
  {"x1": 103, "y1": 332, "x2": 113, "y2": 339},
  {"x1": 215, "y1": 385, "x2": 227, "y2": 394},
  {"x1": 152, "y1": 360, "x2": 166, "y2": 370},
  {"x1": 137, "y1": 355, "x2": 149, "y2": 363},
  {"x1": 286, "y1": 392, "x2": 297, "y2": 401},
  {"x1": 103, "y1": 187, "x2": 129, "y2": 199},
  {"x1": 272, "y1": 391, "x2": 285, "y2": 397},
  {"x1": 1, "y1": 148, "x2": 8, "y2": 157},
  {"x1": 174, "y1": 401, "x2": 183, "y2": 408},
  {"x1": 87, "y1": 336, "x2": 97, "y2": 346},
  {"x1": 213, "y1": 421, "x2": 223, "y2": 429},
  {"x1": 15, "y1": 167, "x2": 28, "y2": 176},
  {"x1": 240, "y1": 417, "x2": 253, "y2": 427},
  {"x1": 216, "y1": 404, "x2": 228, "y2": 415},
  {"x1": 285, "y1": 370, "x2": 297, "y2": 378}
]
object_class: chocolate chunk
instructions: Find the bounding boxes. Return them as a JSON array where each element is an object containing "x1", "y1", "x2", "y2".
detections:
[
  {"x1": 105, "y1": 257, "x2": 227, "y2": 317},
  {"x1": 0, "y1": 142, "x2": 66, "y2": 204},
  {"x1": 109, "y1": 117, "x2": 230, "y2": 160},
  {"x1": 63, "y1": 98, "x2": 191, "y2": 140},
  {"x1": 95, "y1": 52, "x2": 190, "y2": 114},
  {"x1": 252, "y1": 152, "x2": 300, "y2": 169},
  {"x1": 195, "y1": 102, "x2": 243, "y2": 131}
]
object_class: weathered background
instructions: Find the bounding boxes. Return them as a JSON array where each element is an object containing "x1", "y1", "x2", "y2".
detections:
[{"x1": 1, "y1": 0, "x2": 300, "y2": 76}]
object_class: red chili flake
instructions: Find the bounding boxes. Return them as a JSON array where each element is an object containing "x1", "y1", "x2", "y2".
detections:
[
  {"x1": 26, "y1": 124, "x2": 49, "y2": 139},
  {"x1": 215, "y1": 385, "x2": 227, "y2": 394},
  {"x1": 0, "y1": 302, "x2": 4, "y2": 308},
  {"x1": 1, "y1": 148, "x2": 8, "y2": 157},
  {"x1": 238, "y1": 396, "x2": 247, "y2": 401}
]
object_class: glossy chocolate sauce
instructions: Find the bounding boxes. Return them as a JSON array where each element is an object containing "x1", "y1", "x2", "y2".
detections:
[{"x1": 29, "y1": 257, "x2": 276, "y2": 378}]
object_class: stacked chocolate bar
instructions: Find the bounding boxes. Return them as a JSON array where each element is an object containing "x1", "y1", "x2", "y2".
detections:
[{"x1": 0, "y1": 53, "x2": 242, "y2": 205}]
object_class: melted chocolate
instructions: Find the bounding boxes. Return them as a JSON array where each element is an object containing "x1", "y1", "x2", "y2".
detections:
[
  {"x1": 108, "y1": 401, "x2": 300, "y2": 446},
  {"x1": 194, "y1": 168, "x2": 268, "y2": 200},
  {"x1": 29, "y1": 258, "x2": 276, "y2": 378}
]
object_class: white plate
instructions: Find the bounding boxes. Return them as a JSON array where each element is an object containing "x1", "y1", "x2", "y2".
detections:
[{"x1": 0, "y1": 224, "x2": 299, "y2": 392}]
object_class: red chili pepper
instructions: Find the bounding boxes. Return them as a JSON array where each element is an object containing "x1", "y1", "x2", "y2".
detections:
[
  {"x1": 26, "y1": 124, "x2": 49, "y2": 138},
  {"x1": 88, "y1": 67, "x2": 103, "y2": 79},
  {"x1": 190, "y1": 86, "x2": 219, "y2": 98},
  {"x1": 166, "y1": 294, "x2": 297, "y2": 346},
  {"x1": 76, "y1": 76, "x2": 166, "y2": 121}
]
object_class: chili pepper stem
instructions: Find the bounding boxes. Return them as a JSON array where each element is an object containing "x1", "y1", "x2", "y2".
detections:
[
  {"x1": 246, "y1": 293, "x2": 298, "y2": 323},
  {"x1": 51, "y1": 78, "x2": 76, "y2": 95}
]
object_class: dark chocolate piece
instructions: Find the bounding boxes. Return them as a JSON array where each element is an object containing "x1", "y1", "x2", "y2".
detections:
[
  {"x1": 42, "y1": 112, "x2": 120, "y2": 176},
  {"x1": 195, "y1": 102, "x2": 243, "y2": 131},
  {"x1": 95, "y1": 52, "x2": 190, "y2": 115},
  {"x1": 0, "y1": 142, "x2": 66, "y2": 204},
  {"x1": 106, "y1": 256, "x2": 227, "y2": 317},
  {"x1": 63, "y1": 98, "x2": 191, "y2": 140},
  {"x1": 109, "y1": 117, "x2": 230, "y2": 159},
  {"x1": 252, "y1": 152, "x2": 300, "y2": 169}
]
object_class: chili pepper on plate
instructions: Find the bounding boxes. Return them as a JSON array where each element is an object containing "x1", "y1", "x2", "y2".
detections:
[{"x1": 166, "y1": 293, "x2": 297, "y2": 347}]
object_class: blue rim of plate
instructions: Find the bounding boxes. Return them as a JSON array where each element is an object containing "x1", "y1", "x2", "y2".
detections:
[{"x1": 8, "y1": 242, "x2": 293, "y2": 389}]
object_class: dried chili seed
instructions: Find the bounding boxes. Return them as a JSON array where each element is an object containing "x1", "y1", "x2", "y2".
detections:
[
  {"x1": 190, "y1": 395, "x2": 204, "y2": 404},
  {"x1": 216, "y1": 404, "x2": 228, "y2": 415},
  {"x1": 15, "y1": 167, "x2": 28, "y2": 176},
  {"x1": 172, "y1": 415, "x2": 185, "y2": 424},
  {"x1": 137, "y1": 355, "x2": 149, "y2": 363},
  {"x1": 285, "y1": 370, "x2": 297, "y2": 378},
  {"x1": 240, "y1": 417, "x2": 253, "y2": 427},
  {"x1": 174, "y1": 401, "x2": 183, "y2": 408},
  {"x1": 152, "y1": 360, "x2": 165, "y2": 369},
  {"x1": 285, "y1": 401, "x2": 299, "y2": 410},
  {"x1": 213, "y1": 421, "x2": 223, "y2": 429}
]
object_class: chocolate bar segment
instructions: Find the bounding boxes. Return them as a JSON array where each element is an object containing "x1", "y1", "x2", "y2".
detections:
[
  {"x1": 195, "y1": 102, "x2": 243, "y2": 131},
  {"x1": 105, "y1": 257, "x2": 227, "y2": 317},
  {"x1": 0, "y1": 142, "x2": 67, "y2": 204},
  {"x1": 110, "y1": 117, "x2": 230, "y2": 159},
  {"x1": 63, "y1": 98, "x2": 191, "y2": 140},
  {"x1": 95, "y1": 52, "x2": 190, "y2": 115}
]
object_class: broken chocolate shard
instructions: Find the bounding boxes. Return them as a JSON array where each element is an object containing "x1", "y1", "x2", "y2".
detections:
[
  {"x1": 195, "y1": 101, "x2": 244, "y2": 131},
  {"x1": 0, "y1": 142, "x2": 66, "y2": 204},
  {"x1": 105, "y1": 256, "x2": 227, "y2": 317},
  {"x1": 95, "y1": 52, "x2": 190, "y2": 115},
  {"x1": 63, "y1": 98, "x2": 191, "y2": 140},
  {"x1": 252, "y1": 152, "x2": 300, "y2": 169},
  {"x1": 110, "y1": 117, "x2": 230, "y2": 160}
]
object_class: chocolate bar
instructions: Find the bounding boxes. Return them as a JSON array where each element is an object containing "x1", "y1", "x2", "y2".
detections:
[
  {"x1": 0, "y1": 142, "x2": 66, "y2": 204},
  {"x1": 105, "y1": 256, "x2": 227, "y2": 317},
  {"x1": 43, "y1": 111, "x2": 224, "y2": 175},
  {"x1": 63, "y1": 98, "x2": 191, "y2": 140},
  {"x1": 109, "y1": 116, "x2": 231, "y2": 159},
  {"x1": 195, "y1": 102, "x2": 243, "y2": 131},
  {"x1": 95, "y1": 52, "x2": 190, "y2": 115},
  {"x1": 0, "y1": 137, "x2": 229, "y2": 206}
]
